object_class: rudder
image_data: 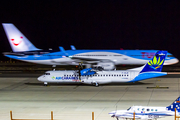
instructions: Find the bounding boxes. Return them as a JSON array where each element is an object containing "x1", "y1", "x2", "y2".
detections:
[
  {"x1": 2, "y1": 23, "x2": 40, "y2": 52},
  {"x1": 140, "y1": 51, "x2": 167, "y2": 73},
  {"x1": 166, "y1": 96, "x2": 180, "y2": 112}
]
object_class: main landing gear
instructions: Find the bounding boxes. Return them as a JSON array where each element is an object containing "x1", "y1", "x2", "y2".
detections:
[
  {"x1": 95, "y1": 82, "x2": 99, "y2": 87},
  {"x1": 91, "y1": 82, "x2": 99, "y2": 87}
]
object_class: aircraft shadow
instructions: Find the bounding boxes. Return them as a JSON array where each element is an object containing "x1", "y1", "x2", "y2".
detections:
[{"x1": 25, "y1": 82, "x2": 153, "y2": 86}]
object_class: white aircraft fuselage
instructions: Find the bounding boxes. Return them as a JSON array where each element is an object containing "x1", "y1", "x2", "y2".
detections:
[
  {"x1": 37, "y1": 70, "x2": 166, "y2": 86},
  {"x1": 109, "y1": 106, "x2": 177, "y2": 120}
]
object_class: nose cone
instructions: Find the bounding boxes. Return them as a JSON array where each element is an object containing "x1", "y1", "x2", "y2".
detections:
[
  {"x1": 164, "y1": 58, "x2": 179, "y2": 65},
  {"x1": 109, "y1": 111, "x2": 116, "y2": 116},
  {"x1": 37, "y1": 76, "x2": 41, "y2": 81},
  {"x1": 37, "y1": 75, "x2": 44, "y2": 81}
]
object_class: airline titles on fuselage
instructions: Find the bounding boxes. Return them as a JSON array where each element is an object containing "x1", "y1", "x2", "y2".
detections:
[{"x1": 51, "y1": 72, "x2": 129, "y2": 81}]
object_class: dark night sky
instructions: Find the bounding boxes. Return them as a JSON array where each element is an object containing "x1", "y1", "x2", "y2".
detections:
[{"x1": 0, "y1": 1, "x2": 180, "y2": 60}]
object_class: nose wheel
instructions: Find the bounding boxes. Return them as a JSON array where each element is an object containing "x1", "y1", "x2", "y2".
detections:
[{"x1": 44, "y1": 82, "x2": 48, "y2": 86}]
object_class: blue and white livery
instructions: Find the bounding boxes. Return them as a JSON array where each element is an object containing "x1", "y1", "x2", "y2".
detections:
[
  {"x1": 38, "y1": 51, "x2": 167, "y2": 86},
  {"x1": 2, "y1": 23, "x2": 178, "y2": 70},
  {"x1": 109, "y1": 96, "x2": 180, "y2": 120}
]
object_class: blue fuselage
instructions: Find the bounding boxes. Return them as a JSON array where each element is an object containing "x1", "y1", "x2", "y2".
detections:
[{"x1": 4, "y1": 50, "x2": 178, "y2": 65}]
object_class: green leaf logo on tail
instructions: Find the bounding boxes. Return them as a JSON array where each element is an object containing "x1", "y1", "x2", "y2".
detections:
[{"x1": 147, "y1": 56, "x2": 164, "y2": 69}]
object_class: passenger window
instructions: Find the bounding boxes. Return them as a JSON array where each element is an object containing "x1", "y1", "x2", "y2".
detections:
[
  {"x1": 155, "y1": 109, "x2": 158, "y2": 111},
  {"x1": 151, "y1": 109, "x2": 154, "y2": 111},
  {"x1": 142, "y1": 108, "x2": 145, "y2": 111},
  {"x1": 147, "y1": 109, "x2": 149, "y2": 111}
]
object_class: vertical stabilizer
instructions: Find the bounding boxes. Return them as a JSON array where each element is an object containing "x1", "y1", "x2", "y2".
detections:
[
  {"x1": 2, "y1": 23, "x2": 40, "y2": 52},
  {"x1": 166, "y1": 96, "x2": 180, "y2": 112},
  {"x1": 140, "y1": 51, "x2": 167, "y2": 73}
]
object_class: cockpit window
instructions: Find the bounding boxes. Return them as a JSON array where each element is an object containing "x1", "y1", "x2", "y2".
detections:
[
  {"x1": 167, "y1": 55, "x2": 174, "y2": 57},
  {"x1": 127, "y1": 107, "x2": 131, "y2": 111},
  {"x1": 45, "y1": 73, "x2": 50, "y2": 75}
]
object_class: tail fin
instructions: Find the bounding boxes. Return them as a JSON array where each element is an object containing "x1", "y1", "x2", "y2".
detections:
[
  {"x1": 2, "y1": 23, "x2": 40, "y2": 52},
  {"x1": 166, "y1": 96, "x2": 180, "y2": 112},
  {"x1": 140, "y1": 51, "x2": 167, "y2": 73}
]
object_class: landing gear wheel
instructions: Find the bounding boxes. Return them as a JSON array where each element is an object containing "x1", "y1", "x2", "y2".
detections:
[
  {"x1": 95, "y1": 82, "x2": 99, "y2": 87},
  {"x1": 44, "y1": 82, "x2": 48, "y2": 86}
]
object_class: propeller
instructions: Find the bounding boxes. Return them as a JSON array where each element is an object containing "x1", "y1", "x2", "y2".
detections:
[{"x1": 77, "y1": 62, "x2": 83, "y2": 81}]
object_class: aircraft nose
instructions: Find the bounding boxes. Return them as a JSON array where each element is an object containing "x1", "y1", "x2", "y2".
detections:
[
  {"x1": 37, "y1": 76, "x2": 41, "y2": 81},
  {"x1": 175, "y1": 58, "x2": 179, "y2": 64},
  {"x1": 164, "y1": 58, "x2": 179, "y2": 65},
  {"x1": 37, "y1": 76, "x2": 43, "y2": 81},
  {"x1": 108, "y1": 111, "x2": 116, "y2": 115}
]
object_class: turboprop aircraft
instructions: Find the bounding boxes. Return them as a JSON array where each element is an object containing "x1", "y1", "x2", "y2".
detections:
[
  {"x1": 38, "y1": 50, "x2": 167, "y2": 86},
  {"x1": 2, "y1": 23, "x2": 178, "y2": 70},
  {"x1": 109, "y1": 96, "x2": 180, "y2": 120}
]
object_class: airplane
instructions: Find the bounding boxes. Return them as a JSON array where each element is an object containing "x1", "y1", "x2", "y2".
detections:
[
  {"x1": 109, "y1": 96, "x2": 180, "y2": 120},
  {"x1": 37, "y1": 50, "x2": 167, "y2": 86},
  {"x1": 2, "y1": 23, "x2": 179, "y2": 70}
]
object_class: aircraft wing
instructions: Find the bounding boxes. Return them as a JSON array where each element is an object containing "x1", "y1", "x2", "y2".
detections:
[
  {"x1": 70, "y1": 57, "x2": 113, "y2": 63},
  {"x1": 116, "y1": 114, "x2": 141, "y2": 119}
]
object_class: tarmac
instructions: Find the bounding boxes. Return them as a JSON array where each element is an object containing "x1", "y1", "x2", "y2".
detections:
[{"x1": 0, "y1": 73, "x2": 179, "y2": 120}]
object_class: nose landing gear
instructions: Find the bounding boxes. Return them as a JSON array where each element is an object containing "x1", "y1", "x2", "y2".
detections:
[{"x1": 44, "y1": 82, "x2": 48, "y2": 86}]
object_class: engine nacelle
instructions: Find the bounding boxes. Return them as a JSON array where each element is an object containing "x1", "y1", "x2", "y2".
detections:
[
  {"x1": 80, "y1": 68, "x2": 96, "y2": 76},
  {"x1": 96, "y1": 62, "x2": 115, "y2": 70}
]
